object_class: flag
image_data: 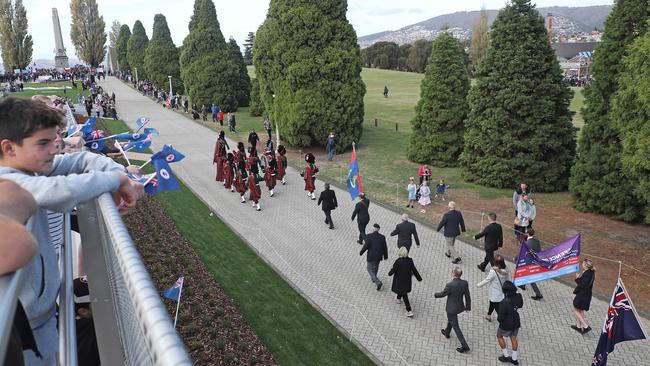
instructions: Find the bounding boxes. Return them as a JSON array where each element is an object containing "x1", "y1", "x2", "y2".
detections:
[
  {"x1": 162, "y1": 277, "x2": 184, "y2": 302},
  {"x1": 152, "y1": 158, "x2": 180, "y2": 193},
  {"x1": 120, "y1": 134, "x2": 152, "y2": 152},
  {"x1": 135, "y1": 116, "x2": 151, "y2": 132},
  {"x1": 347, "y1": 144, "x2": 363, "y2": 200},
  {"x1": 513, "y1": 234, "x2": 580, "y2": 286},
  {"x1": 84, "y1": 130, "x2": 105, "y2": 151},
  {"x1": 66, "y1": 117, "x2": 96, "y2": 137},
  {"x1": 151, "y1": 145, "x2": 185, "y2": 163},
  {"x1": 592, "y1": 280, "x2": 647, "y2": 366},
  {"x1": 126, "y1": 172, "x2": 158, "y2": 195}
]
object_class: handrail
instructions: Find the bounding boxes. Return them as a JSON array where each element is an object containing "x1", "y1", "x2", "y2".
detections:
[
  {"x1": 0, "y1": 269, "x2": 25, "y2": 362},
  {"x1": 58, "y1": 213, "x2": 77, "y2": 366}
]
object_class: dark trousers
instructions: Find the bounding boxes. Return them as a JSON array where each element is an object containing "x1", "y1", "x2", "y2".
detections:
[
  {"x1": 397, "y1": 293, "x2": 411, "y2": 312},
  {"x1": 266, "y1": 129, "x2": 272, "y2": 139},
  {"x1": 444, "y1": 313, "x2": 469, "y2": 348},
  {"x1": 357, "y1": 220, "x2": 369, "y2": 243},
  {"x1": 366, "y1": 261, "x2": 381, "y2": 285},
  {"x1": 488, "y1": 301, "x2": 500, "y2": 315},
  {"x1": 324, "y1": 210, "x2": 333, "y2": 228},
  {"x1": 479, "y1": 249, "x2": 496, "y2": 270}
]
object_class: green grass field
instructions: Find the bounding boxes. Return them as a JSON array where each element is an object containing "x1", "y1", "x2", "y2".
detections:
[{"x1": 7, "y1": 81, "x2": 88, "y2": 100}]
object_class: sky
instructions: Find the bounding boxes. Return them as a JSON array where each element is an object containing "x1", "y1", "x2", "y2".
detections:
[{"x1": 25, "y1": 0, "x2": 614, "y2": 61}]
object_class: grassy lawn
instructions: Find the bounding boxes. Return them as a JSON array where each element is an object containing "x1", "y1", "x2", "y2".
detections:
[
  {"x1": 7, "y1": 81, "x2": 88, "y2": 100},
  {"x1": 569, "y1": 87, "x2": 585, "y2": 129}
]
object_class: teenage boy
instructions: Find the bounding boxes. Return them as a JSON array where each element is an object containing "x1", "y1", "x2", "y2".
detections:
[{"x1": 0, "y1": 97, "x2": 144, "y2": 364}]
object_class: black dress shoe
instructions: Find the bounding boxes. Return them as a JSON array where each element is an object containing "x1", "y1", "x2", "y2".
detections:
[
  {"x1": 477, "y1": 264, "x2": 485, "y2": 272},
  {"x1": 452, "y1": 257, "x2": 462, "y2": 264},
  {"x1": 581, "y1": 326, "x2": 592, "y2": 334},
  {"x1": 376, "y1": 283, "x2": 382, "y2": 291},
  {"x1": 357, "y1": 239, "x2": 362, "y2": 244},
  {"x1": 441, "y1": 329, "x2": 450, "y2": 339},
  {"x1": 531, "y1": 295, "x2": 543, "y2": 301},
  {"x1": 571, "y1": 325, "x2": 582, "y2": 333},
  {"x1": 498, "y1": 355, "x2": 512, "y2": 363},
  {"x1": 456, "y1": 346, "x2": 470, "y2": 353},
  {"x1": 445, "y1": 252, "x2": 451, "y2": 258}
]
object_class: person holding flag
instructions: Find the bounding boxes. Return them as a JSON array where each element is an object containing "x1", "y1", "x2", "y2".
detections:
[
  {"x1": 303, "y1": 153, "x2": 318, "y2": 200},
  {"x1": 347, "y1": 142, "x2": 363, "y2": 201},
  {"x1": 276, "y1": 145, "x2": 287, "y2": 185},
  {"x1": 213, "y1": 131, "x2": 229, "y2": 183}
]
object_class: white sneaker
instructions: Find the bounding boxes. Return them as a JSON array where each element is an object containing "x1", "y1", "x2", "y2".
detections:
[
  {"x1": 230, "y1": 186, "x2": 234, "y2": 192},
  {"x1": 406, "y1": 311, "x2": 414, "y2": 318},
  {"x1": 282, "y1": 179, "x2": 286, "y2": 185},
  {"x1": 240, "y1": 196, "x2": 245, "y2": 203},
  {"x1": 256, "y1": 204, "x2": 261, "y2": 211}
]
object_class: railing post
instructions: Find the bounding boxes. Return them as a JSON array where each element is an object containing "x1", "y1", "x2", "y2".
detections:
[{"x1": 59, "y1": 213, "x2": 78, "y2": 366}]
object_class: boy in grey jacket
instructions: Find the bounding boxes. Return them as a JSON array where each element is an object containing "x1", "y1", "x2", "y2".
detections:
[{"x1": 0, "y1": 97, "x2": 143, "y2": 365}]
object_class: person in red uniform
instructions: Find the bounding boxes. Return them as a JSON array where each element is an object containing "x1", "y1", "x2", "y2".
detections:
[
  {"x1": 303, "y1": 153, "x2": 318, "y2": 200},
  {"x1": 223, "y1": 153, "x2": 235, "y2": 191},
  {"x1": 213, "y1": 131, "x2": 229, "y2": 182},
  {"x1": 263, "y1": 150, "x2": 277, "y2": 197},
  {"x1": 234, "y1": 159, "x2": 247, "y2": 203},
  {"x1": 248, "y1": 171, "x2": 262, "y2": 211},
  {"x1": 276, "y1": 145, "x2": 287, "y2": 185}
]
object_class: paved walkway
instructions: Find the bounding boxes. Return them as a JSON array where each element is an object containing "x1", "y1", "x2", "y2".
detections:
[{"x1": 101, "y1": 77, "x2": 650, "y2": 365}]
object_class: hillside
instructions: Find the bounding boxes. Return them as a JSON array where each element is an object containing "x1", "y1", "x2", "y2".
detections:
[{"x1": 358, "y1": 5, "x2": 612, "y2": 48}]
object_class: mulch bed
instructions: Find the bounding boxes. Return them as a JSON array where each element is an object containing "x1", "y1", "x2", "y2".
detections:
[{"x1": 122, "y1": 196, "x2": 276, "y2": 365}]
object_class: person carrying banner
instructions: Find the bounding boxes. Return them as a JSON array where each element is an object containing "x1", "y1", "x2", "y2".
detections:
[
  {"x1": 303, "y1": 153, "x2": 318, "y2": 200},
  {"x1": 435, "y1": 266, "x2": 471, "y2": 353},
  {"x1": 213, "y1": 131, "x2": 229, "y2": 183},
  {"x1": 351, "y1": 192, "x2": 370, "y2": 244},
  {"x1": 276, "y1": 145, "x2": 287, "y2": 185},
  {"x1": 317, "y1": 183, "x2": 337, "y2": 229},
  {"x1": 223, "y1": 153, "x2": 235, "y2": 191},
  {"x1": 520, "y1": 228, "x2": 544, "y2": 300},
  {"x1": 474, "y1": 212, "x2": 503, "y2": 272},
  {"x1": 496, "y1": 281, "x2": 524, "y2": 365},
  {"x1": 571, "y1": 259, "x2": 595, "y2": 334},
  {"x1": 436, "y1": 201, "x2": 466, "y2": 264},
  {"x1": 263, "y1": 151, "x2": 277, "y2": 197}
]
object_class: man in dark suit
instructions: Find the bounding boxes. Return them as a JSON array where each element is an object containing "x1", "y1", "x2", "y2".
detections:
[
  {"x1": 474, "y1": 212, "x2": 503, "y2": 271},
  {"x1": 390, "y1": 214, "x2": 420, "y2": 250},
  {"x1": 317, "y1": 183, "x2": 337, "y2": 229},
  {"x1": 523, "y1": 228, "x2": 544, "y2": 300},
  {"x1": 434, "y1": 266, "x2": 471, "y2": 353},
  {"x1": 359, "y1": 223, "x2": 388, "y2": 290},
  {"x1": 436, "y1": 201, "x2": 466, "y2": 264},
  {"x1": 351, "y1": 192, "x2": 370, "y2": 244}
]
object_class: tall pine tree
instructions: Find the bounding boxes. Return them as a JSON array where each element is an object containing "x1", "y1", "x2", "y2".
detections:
[
  {"x1": 127, "y1": 21, "x2": 148, "y2": 79},
  {"x1": 461, "y1": 0, "x2": 575, "y2": 191},
  {"x1": 469, "y1": 8, "x2": 489, "y2": 73},
  {"x1": 70, "y1": 0, "x2": 106, "y2": 67},
  {"x1": 254, "y1": 0, "x2": 365, "y2": 148},
  {"x1": 0, "y1": 0, "x2": 32, "y2": 71},
  {"x1": 144, "y1": 14, "x2": 183, "y2": 94},
  {"x1": 611, "y1": 29, "x2": 650, "y2": 223},
  {"x1": 180, "y1": 0, "x2": 240, "y2": 111},
  {"x1": 243, "y1": 31, "x2": 254, "y2": 65},
  {"x1": 569, "y1": 0, "x2": 648, "y2": 221},
  {"x1": 116, "y1": 24, "x2": 131, "y2": 72},
  {"x1": 407, "y1": 32, "x2": 469, "y2": 166},
  {"x1": 228, "y1": 38, "x2": 251, "y2": 107},
  {"x1": 249, "y1": 77, "x2": 264, "y2": 116}
]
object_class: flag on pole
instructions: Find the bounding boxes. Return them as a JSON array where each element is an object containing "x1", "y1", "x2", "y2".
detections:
[
  {"x1": 135, "y1": 116, "x2": 151, "y2": 132},
  {"x1": 119, "y1": 134, "x2": 153, "y2": 152},
  {"x1": 592, "y1": 279, "x2": 647, "y2": 365},
  {"x1": 151, "y1": 157, "x2": 180, "y2": 193},
  {"x1": 347, "y1": 143, "x2": 363, "y2": 200},
  {"x1": 67, "y1": 117, "x2": 97, "y2": 137},
  {"x1": 151, "y1": 145, "x2": 185, "y2": 163},
  {"x1": 84, "y1": 130, "x2": 105, "y2": 151},
  {"x1": 162, "y1": 276, "x2": 184, "y2": 302}
]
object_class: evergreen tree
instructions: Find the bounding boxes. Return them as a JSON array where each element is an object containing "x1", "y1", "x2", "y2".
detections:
[
  {"x1": 469, "y1": 8, "x2": 489, "y2": 73},
  {"x1": 243, "y1": 31, "x2": 254, "y2": 65},
  {"x1": 228, "y1": 37, "x2": 251, "y2": 106},
  {"x1": 0, "y1": 0, "x2": 32, "y2": 71},
  {"x1": 70, "y1": 0, "x2": 106, "y2": 67},
  {"x1": 406, "y1": 39, "x2": 432, "y2": 73},
  {"x1": 0, "y1": 0, "x2": 13, "y2": 70},
  {"x1": 144, "y1": 14, "x2": 183, "y2": 94},
  {"x1": 127, "y1": 20, "x2": 148, "y2": 79},
  {"x1": 180, "y1": 0, "x2": 240, "y2": 111},
  {"x1": 407, "y1": 33, "x2": 469, "y2": 166},
  {"x1": 569, "y1": 0, "x2": 648, "y2": 221},
  {"x1": 249, "y1": 77, "x2": 265, "y2": 116},
  {"x1": 611, "y1": 30, "x2": 650, "y2": 223},
  {"x1": 116, "y1": 24, "x2": 131, "y2": 72},
  {"x1": 461, "y1": 0, "x2": 575, "y2": 192},
  {"x1": 254, "y1": 0, "x2": 366, "y2": 148}
]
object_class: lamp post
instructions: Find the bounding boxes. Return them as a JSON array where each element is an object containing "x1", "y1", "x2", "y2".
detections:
[
  {"x1": 168, "y1": 75, "x2": 173, "y2": 96},
  {"x1": 134, "y1": 67, "x2": 139, "y2": 83}
]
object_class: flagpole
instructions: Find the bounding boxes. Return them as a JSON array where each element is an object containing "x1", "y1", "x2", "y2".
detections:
[
  {"x1": 173, "y1": 278, "x2": 183, "y2": 329},
  {"x1": 114, "y1": 141, "x2": 131, "y2": 166},
  {"x1": 618, "y1": 278, "x2": 650, "y2": 341},
  {"x1": 140, "y1": 159, "x2": 152, "y2": 169},
  {"x1": 143, "y1": 172, "x2": 157, "y2": 186}
]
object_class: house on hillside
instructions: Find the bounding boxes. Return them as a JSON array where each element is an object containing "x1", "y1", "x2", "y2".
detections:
[
  {"x1": 553, "y1": 42, "x2": 598, "y2": 82},
  {"x1": 552, "y1": 42, "x2": 598, "y2": 61}
]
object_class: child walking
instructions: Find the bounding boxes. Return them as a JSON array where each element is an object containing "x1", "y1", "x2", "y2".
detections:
[
  {"x1": 406, "y1": 177, "x2": 417, "y2": 208},
  {"x1": 418, "y1": 181, "x2": 431, "y2": 213}
]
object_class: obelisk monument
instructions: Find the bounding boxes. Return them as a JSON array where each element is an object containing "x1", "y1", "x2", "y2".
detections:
[{"x1": 52, "y1": 8, "x2": 69, "y2": 68}]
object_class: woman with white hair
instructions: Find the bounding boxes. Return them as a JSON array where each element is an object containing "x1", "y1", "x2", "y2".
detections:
[{"x1": 388, "y1": 247, "x2": 423, "y2": 317}]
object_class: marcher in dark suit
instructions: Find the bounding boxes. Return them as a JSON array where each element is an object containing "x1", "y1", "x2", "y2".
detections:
[
  {"x1": 435, "y1": 266, "x2": 471, "y2": 353},
  {"x1": 388, "y1": 247, "x2": 422, "y2": 317},
  {"x1": 390, "y1": 214, "x2": 420, "y2": 250},
  {"x1": 359, "y1": 223, "x2": 388, "y2": 290},
  {"x1": 351, "y1": 192, "x2": 370, "y2": 244},
  {"x1": 436, "y1": 201, "x2": 466, "y2": 264},
  {"x1": 521, "y1": 228, "x2": 543, "y2": 300},
  {"x1": 571, "y1": 259, "x2": 595, "y2": 334},
  {"x1": 317, "y1": 183, "x2": 337, "y2": 229},
  {"x1": 474, "y1": 212, "x2": 503, "y2": 271}
]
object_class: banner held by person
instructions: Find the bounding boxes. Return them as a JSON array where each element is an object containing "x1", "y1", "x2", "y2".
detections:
[
  {"x1": 592, "y1": 279, "x2": 647, "y2": 366},
  {"x1": 347, "y1": 142, "x2": 363, "y2": 200},
  {"x1": 162, "y1": 276, "x2": 184, "y2": 329},
  {"x1": 513, "y1": 234, "x2": 581, "y2": 286}
]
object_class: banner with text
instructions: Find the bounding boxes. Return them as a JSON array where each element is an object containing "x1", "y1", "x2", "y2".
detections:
[{"x1": 513, "y1": 234, "x2": 581, "y2": 286}]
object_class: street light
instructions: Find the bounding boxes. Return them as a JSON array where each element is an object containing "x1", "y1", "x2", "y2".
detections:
[
  {"x1": 134, "y1": 67, "x2": 139, "y2": 83},
  {"x1": 168, "y1": 75, "x2": 173, "y2": 96}
]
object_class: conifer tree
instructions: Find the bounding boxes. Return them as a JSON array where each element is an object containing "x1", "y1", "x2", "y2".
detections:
[
  {"x1": 127, "y1": 20, "x2": 148, "y2": 79},
  {"x1": 469, "y1": 8, "x2": 489, "y2": 73},
  {"x1": 144, "y1": 14, "x2": 183, "y2": 94},
  {"x1": 243, "y1": 32, "x2": 254, "y2": 65},
  {"x1": 254, "y1": 0, "x2": 365, "y2": 148},
  {"x1": 249, "y1": 77, "x2": 264, "y2": 116},
  {"x1": 407, "y1": 32, "x2": 469, "y2": 166},
  {"x1": 461, "y1": 0, "x2": 575, "y2": 191},
  {"x1": 0, "y1": 0, "x2": 32, "y2": 71},
  {"x1": 116, "y1": 24, "x2": 131, "y2": 71},
  {"x1": 70, "y1": 0, "x2": 106, "y2": 67},
  {"x1": 569, "y1": 0, "x2": 648, "y2": 221},
  {"x1": 228, "y1": 38, "x2": 251, "y2": 107},
  {"x1": 180, "y1": 0, "x2": 240, "y2": 111}
]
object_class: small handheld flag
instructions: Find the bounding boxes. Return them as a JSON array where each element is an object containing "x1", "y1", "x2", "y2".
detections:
[
  {"x1": 347, "y1": 142, "x2": 363, "y2": 200},
  {"x1": 135, "y1": 116, "x2": 151, "y2": 132},
  {"x1": 151, "y1": 158, "x2": 180, "y2": 193},
  {"x1": 151, "y1": 144, "x2": 185, "y2": 163},
  {"x1": 84, "y1": 129, "x2": 105, "y2": 151},
  {"x1": 120, "y1": 134, "x2": 152, "y2": 152},
  {"x1": 162, "y1": 276, "x2": 184, "y2": 329}
]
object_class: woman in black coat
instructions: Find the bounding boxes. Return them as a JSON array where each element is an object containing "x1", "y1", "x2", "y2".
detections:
[
  {"x1": 572, "y1": 259, "x2": 595, "y2": 334},
  {"x1": 388, "y1": 247, "x2": 422, "y2": 318},
  {"x1": 496, "y1": 281, "x2": 524, "y2": 365}
]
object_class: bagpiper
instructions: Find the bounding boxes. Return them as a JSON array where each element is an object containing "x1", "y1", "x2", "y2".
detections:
[
  {"x1": 223, "y1": 152, "x2": 235, "y2": 191},
  {"x1": 263, "y1": 149, "x2": 277, "y2": 197},
  {"x1": 303, "y1": 152, "x2": 318, "y2": 200},
  {"x1": 248, "y1": 170, "x2": 262, "y2": 211},
  {"x1": 276, "y1": 145, "x2": 287, "y2": 185},
  {"x1": 213, "y1": 131, "x2": 230, "y2": 182},
  {"x1": 234, "y1": 158, "x2": 248, "y2": 203}
]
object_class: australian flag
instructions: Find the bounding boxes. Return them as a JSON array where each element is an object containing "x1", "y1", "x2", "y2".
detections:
[
  {"x1": 152, "y1": 157, "x2": 180, "y2": 193},
  {"x1": 592, "y1": 280, "x2": 647, "y2": 365},
  {"x1": 347, "y1": 144, "x2": 363, "y2": 200},
  {"x1": 162, "y1": 277, "x2": 184, "y2": 302},
  {"x1": 112, "y1": 128, "x2": 158, "y2": 142},
  {"x1": 151, "y1": 145, "x2": 185, "y2": 163},
  {"x1": 67, "y1": 117, "x2": 97, "y2": 137},
  {"x1": 84, "y1": 129, "x2": 105, "y2": 151},
  {"x1": 126, "y1": 172, "x2": 159, "y2": 195}
]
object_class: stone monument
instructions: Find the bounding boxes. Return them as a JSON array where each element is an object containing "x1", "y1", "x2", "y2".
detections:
[{"x1": 52, "y1": 8, "x2": 69, "y2": 68}]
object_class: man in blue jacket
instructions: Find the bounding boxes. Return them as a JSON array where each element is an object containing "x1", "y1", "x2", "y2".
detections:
[{"x1": 436, "y1": 201, "x2": 466, "y2": 264}]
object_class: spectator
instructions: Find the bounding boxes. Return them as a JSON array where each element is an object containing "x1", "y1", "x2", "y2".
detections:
[
  {"x1": 406, "y1": 177, "x2": 417, "y2": 208},
  {"x1": 435, "y1": 179, "x2": 449, "y2": 201},
  {"x1": 359, "y1": 223, "x2": 388, "y2": 291},
  {"x1": 383, "y1": 85, "x2": 389, "y2": 98},
  {"x1": 388, "y1": 246, "x2": 422, "y2": 317},
  {"x1": 417, "y1": 180, "x2": 431, "y2": 213},
  {"x1": 477, "y1": 255, "x2": 508, "y2": 322},
  {"x1": 417, "y1": 164, "x2": 431, "y2": 185},
  {"x1": 248, "y1": 129, "x2": 259, "y2": 149},
  {"x1": 571, "y1": 259, "x2": 595, "y2": 334},
  {"x1": 514, "y1": 194, "x2": 532, "y2": 241},
  {"x1": 263, "y1": 117, "x2": 272, "y2": 140},
  {"x1": 211, "y1": 103, "x2": 218, "y2": 123},
  {"x1": 512, "y1": 182, "x2": 530, "y2": 217},
  {"x1": 326, "y1": 132, "x2": 336, "y2": 161},
  {"x1": 228, "y1": 113, "x2": 236, "y2": 132},
  {"x1": 0, "y1": 179, "x2": 37, "y2": 275},
  {"x1": 217, "y1": 109, "x2": 224, "y2": 126},
  {"x1": 528, "y1": 198, "x2": 537, "y2": 228},
  {"x1": 496, "y1": 281, "x2": 524, "y2": 365},
  {"x1": 436, "y1": 201, "x2": 466, "y2": 264}
]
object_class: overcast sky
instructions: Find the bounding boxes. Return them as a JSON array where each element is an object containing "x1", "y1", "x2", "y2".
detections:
[{"x1": 25, "y1": 0, "x2": 614, "y2": 61}]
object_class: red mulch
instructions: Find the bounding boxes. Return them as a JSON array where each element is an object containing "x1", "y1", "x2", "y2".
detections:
[{"x1": 122, "y1": 196, "x2": 276, "y2": 365}]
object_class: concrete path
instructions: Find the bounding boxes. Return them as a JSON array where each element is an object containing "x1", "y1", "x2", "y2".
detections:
[{"x1": 100, "y1": 77, "x2": 650, "y2": 365}]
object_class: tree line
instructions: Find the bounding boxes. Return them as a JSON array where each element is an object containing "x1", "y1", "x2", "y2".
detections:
[{"x1": 0, "y1": 0, "x2": 32, "y2": 72}]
